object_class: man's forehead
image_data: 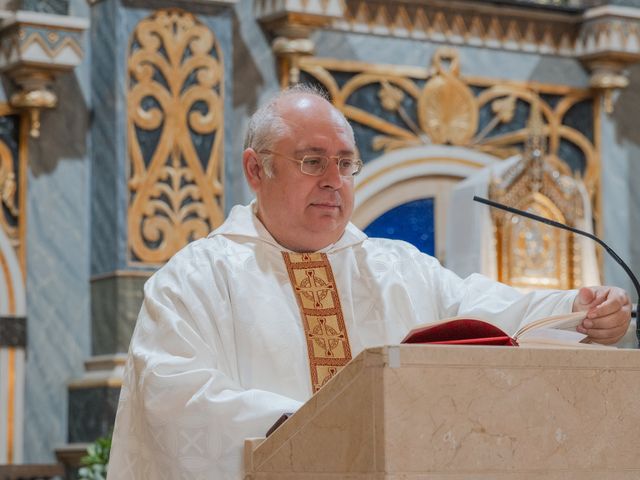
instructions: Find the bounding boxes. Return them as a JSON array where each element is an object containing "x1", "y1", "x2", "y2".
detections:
[
  {"x1": 279, "y1": 95, "x2": 349, "y2": 127},
  {"x1": 273, "y1": 93, "x2": 355, "y2": 149},
  {"x1": 288, "y1": 95, "x2": 315, "y2": 110},
  {"x1": 278, "y1": 93, "x2": 329, "y2": 114}
]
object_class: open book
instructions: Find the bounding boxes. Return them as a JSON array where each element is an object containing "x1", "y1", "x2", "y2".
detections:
[{"x1": 401, "y1": 311, "x2": 611, "y2": 348}]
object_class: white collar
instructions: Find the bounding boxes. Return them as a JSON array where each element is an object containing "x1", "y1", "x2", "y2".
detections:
[{"x1": 209, "y1": 200, "x2": 367, "y2": 253}]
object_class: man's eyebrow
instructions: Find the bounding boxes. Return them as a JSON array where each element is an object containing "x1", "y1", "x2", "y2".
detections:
[{"x1": 294, "y1": 147, "x2": 356, "y2": 156}]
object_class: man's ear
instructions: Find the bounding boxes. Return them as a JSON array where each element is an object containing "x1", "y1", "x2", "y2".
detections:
[{"x1": 243, "y1": 148, "x2": 263, "y2": 191}]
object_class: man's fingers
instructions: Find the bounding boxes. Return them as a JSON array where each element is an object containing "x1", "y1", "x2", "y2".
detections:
[
  {"x1": 579, "y1": 302, "x2": 632, "y2": 344},
  {"x1": 584, "y1": 322, "x2": 629, "y2": 344},
  {"x1": 574, "y1": 286, "x2": 631, "y2": 344},
  {"x1": 586, "y1": 293, "x2": 629, "y2": 319},
  {"x1": 575, "y1": 287, "x2": 595, "y2": 308},
  {"x1": 583, "y1": 304, "x2": 630, "y2": 329}
]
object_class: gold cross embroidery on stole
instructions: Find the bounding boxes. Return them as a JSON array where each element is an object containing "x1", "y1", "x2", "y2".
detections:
[{"x1": 282, "y1": 252, "x2": 352, "y2": 393}]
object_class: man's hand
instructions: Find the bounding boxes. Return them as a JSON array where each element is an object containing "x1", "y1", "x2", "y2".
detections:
[{"x1": 572, "y1": 286, "x2": 631, "y2": 344}]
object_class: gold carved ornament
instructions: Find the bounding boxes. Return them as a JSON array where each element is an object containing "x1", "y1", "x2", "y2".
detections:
[
  {"x1": 495, "y1": 194, "x2": 576, "y2": 290},
  {"x1": 291, "y1": 49, "x2": 599, "y2": 200},
  {"x1": 283, "y1": 48, "x2": 599, "y2": 287},
  {"x1": 0, "y1": 138, "x2": 18, "y2": 242},
  {"x1": 127, "y1": 9, "x2": 224, "y2": 264},
  {"x1": 0, "y1": 107, "x2": 27, "y2": 280},
  {"x1": 489, "y1": 98, "x2": 585, "y2": 290},
  {"x1": 418, "y1": 47, "x2": 478, "y2": 146}
]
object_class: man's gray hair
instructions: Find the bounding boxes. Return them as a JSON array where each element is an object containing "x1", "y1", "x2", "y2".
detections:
[{"x1": 244, "y1": 84, "x2": 354, "y2": 177}]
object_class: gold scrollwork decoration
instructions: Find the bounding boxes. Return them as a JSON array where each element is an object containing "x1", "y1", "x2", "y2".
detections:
[
  {"x1": 127, "y1": 9, "x2": 224, "y2": 264},
  {"x1": 501, "y1": 193, "x2": 573, "y2": 290},
  {"x1": 293, "y1": 48, "x2": 599, "y2": 200},
  {"x1": 489, "y1": 96, "x2": 585, "y2": 289},
  {"x1": 0, "y1": 138, "x2": 17, "y2": 240},
  {"x1": 418, "y1": 48, "x2": 478, "y2": 146}
]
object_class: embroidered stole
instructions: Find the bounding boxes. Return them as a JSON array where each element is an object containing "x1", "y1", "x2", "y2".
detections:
[{"x1": 282, "y1": 252, "x2": 352, "y2": 393}]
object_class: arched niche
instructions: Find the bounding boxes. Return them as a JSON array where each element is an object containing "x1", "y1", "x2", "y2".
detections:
[{"x1": 353, "y1": 145, "x2": 501, "y2": 264}]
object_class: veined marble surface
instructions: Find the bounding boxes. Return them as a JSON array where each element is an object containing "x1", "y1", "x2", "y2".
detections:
[
  {"x1": 25, "y1": 158, "x2": 90, "y2": 462},
  {"x1": 246, "y1": 345, "x2": 640, "y2": 478}
]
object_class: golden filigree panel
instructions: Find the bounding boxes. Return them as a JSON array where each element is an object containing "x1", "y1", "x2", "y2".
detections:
[
  {"x1": 489, "y1": 97, "x2": 586, "y2": 289},
  {"x1": 0, "y1": 136, "x2": 17, "y2": 241},
  {"x1": 288, "y1": 48, "x2": 599, "y2": 236},
  {"x1": 0, "y1": 107, "x2": 26, "y2": 278},
  {"x1": 283, "y1": 47, "x2": 598, "y2": 287},
  {"x1": 292, "y1": 49, "x2": 598, "y2": 196},
  {"x1": 495, "y1": 193, "x2": 577, "y2": 290},
  {"x1": 128, "y1": 9, "x2": 224, "y2": 264}
]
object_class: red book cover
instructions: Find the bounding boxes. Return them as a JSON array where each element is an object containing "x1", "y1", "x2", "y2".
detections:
[{"x1": 401, "y1": 318, "x2": 518, "y2": 346}]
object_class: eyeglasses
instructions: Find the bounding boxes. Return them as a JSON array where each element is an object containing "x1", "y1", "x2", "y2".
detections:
[{"x1": 260, "y1": 149, "x2": 363, "y2": 177}]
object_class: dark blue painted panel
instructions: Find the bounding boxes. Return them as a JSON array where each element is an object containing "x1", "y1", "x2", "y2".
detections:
[{"x1": 363, "y1": 198, "x2": 435, "y2": 256}]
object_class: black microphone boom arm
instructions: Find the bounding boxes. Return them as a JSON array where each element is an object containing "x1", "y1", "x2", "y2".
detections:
[{"x1": 473, "y1": 195, "x2": 640, "y2": 346}]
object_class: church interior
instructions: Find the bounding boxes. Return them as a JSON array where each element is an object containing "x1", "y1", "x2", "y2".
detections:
[{"x1": 0, "y1": 0, "x2": 639, "y2": 476}]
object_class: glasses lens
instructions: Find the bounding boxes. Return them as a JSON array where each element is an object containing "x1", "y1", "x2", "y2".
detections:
[
  {"x1": 338, "y1": 158, "x2": 361, "y2": 176},
  {"x1": 301, "y1": 156, "x2": 326, "y2": 175}
]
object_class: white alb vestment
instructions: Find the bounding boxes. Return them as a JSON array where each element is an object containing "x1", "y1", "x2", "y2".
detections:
[{"x1": 107, "y1": 203, "x2": 576, "y2": 480}]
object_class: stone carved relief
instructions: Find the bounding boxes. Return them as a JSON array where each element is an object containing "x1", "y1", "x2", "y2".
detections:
[
  {"x1": 127, "y1": 9, "x2": 224, "y2": 265},
  {"x1": 332, "y1": 1, "x2": 578, "y2": 55}
]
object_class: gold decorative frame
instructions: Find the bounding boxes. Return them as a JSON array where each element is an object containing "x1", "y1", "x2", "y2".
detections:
[
  {"x1": 127, "y1": 8, "x2": 225, "y2": 265},
  {"x1": 0, "y1": 105, "x2": 27, "y2": 281},
  {"x1": 285, "y1": 48, "x2": 600, "y2": 235},
  {"x1": 489, "y1": 97, "x2": 587, "y2": 289},
  {"x1": 0, "y1": 106, "x2": 26, "y2": 465}
]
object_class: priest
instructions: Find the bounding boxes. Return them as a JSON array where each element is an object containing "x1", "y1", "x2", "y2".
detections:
[{"x1": 106, "y1": 85, "x2": 631, "y2": 480}]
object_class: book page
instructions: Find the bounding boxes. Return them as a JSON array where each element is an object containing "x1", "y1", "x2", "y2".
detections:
[
  {"x1": 517, "y1": 327, "x2": 588, "y2": 345},
  {"x1": 517, "y1": 329, "x2": 616, "y2": 349},
  {"x1": 514, "y1": 311, "x2": 587, "y2": 340}
]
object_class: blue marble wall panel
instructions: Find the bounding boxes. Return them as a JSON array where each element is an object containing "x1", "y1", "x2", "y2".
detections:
[
  {"x1": 25, "y1": 157, "x2": 91, "y2": 463},
  {"x1": 68, "y1": 386, "x2": 120, "y2": 443},
  {"x1": 91, "y1": 274, "x2": 146, "y2": 355},
  {"x1": 89, "y1": 0, "x2": 128, "y2": 276},
  {"x1": 364, "y1": 198, "x2": 436, "y2": 257}
]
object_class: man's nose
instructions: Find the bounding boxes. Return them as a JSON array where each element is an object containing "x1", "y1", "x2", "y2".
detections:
[{"x1": 319, "y1": 159, "x2": 344, "y2": 189}]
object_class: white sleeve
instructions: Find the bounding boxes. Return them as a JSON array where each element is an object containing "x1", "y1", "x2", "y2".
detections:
[
  {"x1": 426, "y1": 253, "x2": 578, "y2": 335},
  {"x1": 107, "y1": 261, "x2": 303, "y2": 480}
]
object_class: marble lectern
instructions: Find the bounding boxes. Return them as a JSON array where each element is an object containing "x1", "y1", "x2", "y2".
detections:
[{"x1": 244, "y1": 345, "x2": 640, "y2": 479}]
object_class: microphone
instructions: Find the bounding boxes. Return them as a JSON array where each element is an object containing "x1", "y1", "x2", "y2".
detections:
[{"x1": 473, "y1": 195, "x2": 640, "y2": 346}]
